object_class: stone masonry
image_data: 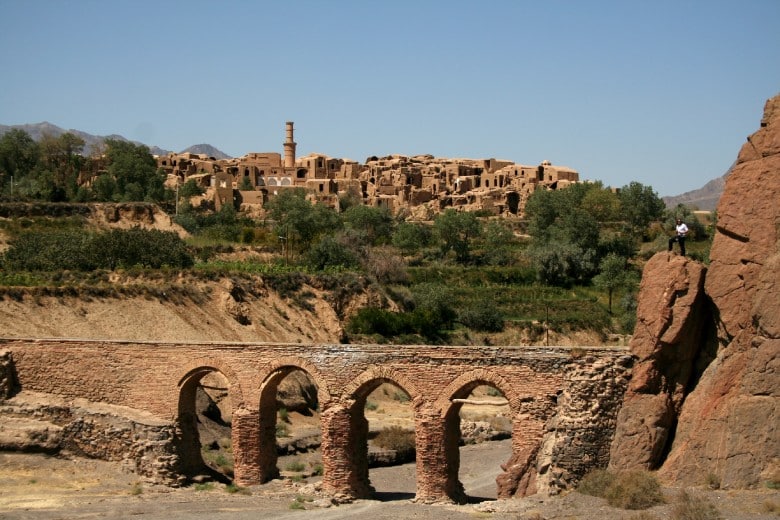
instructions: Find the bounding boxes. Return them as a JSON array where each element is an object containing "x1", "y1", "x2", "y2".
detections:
[{"x1": 0, "y1": 339, "x2": 630, "y2": 503}]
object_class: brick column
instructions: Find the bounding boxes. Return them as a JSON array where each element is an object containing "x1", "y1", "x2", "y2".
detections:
[
  {"x1": 415, "y1": 403, "x2": 461, "y2": 503},
  {"x1": 231, "y1": 407, "x2": 266, "y2": 485},
  {"x1": 320, "y1": 402, "x2": 372, "y2": 499}
]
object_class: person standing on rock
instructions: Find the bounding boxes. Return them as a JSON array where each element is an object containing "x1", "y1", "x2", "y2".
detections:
[{"x1": 668, "y1": 218, "x2": 688, "y2": 256}]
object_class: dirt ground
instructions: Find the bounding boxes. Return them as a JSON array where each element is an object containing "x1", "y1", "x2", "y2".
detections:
[{"x1": 1, "y1": 443, "x2": 778, "y2": 520}]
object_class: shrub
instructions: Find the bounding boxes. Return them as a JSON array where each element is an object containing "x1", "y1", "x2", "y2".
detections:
[
  {"x1": 2, "y1": 226, "x2": 194, "y2": 271},
  {"x1": 578, "y1": 468, "x2": 616, "y2": 498},
  {"x1": 671, "y1": 490, "x2": 722, "y2": 520},
  {"x1": 285, "y1": 461, "x2": 306, "y2": 472},
  {"x1": 604, "y1": 470, "x2": 664, "y2": 510},
  {"x1": 276, "y1": 422, "x2": 289, "y2": 437},
  {"x1": 374, "y1": 425, "x2": 415, "y2": 457},
  {"x1": 457, "y1": 301, "x2": 505, "y2": 332}
]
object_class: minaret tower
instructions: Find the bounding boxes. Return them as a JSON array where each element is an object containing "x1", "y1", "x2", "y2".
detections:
[{"x1": 283, "y1": 121, "x2": 296, "y2": 168}]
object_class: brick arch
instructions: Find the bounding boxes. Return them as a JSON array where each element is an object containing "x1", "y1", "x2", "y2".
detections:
[
  {"x1": 341, "y1": 365, "x2": 423, "y2": 404},
  {"x1": 177, "y1": 357, "x2": 245, "y2": 410},
  {"x1": 175, "y1": 357, "x2": 243, "y2": 480},
  {"x1": 435, "y1": 368, "x2": 519, "y2": 503},
  {"x1": 257, "y1": 356, "x2": 332, "y2": 406},
  {"x1": 435, "y1": 368, "x2": 519, "y2": 417}
]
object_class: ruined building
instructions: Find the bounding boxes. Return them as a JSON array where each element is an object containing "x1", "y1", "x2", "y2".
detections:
[{"x1": 156, "y1": 122, "x2": 579, "y2": 218}]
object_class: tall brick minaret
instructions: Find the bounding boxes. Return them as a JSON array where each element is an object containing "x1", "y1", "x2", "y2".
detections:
[{"x1": 283, "y1": 121, "x2": 296, "y2": 168}]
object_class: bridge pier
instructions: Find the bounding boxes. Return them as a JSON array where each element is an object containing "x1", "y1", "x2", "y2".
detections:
[
  {"x1": 320, "y1": 402, "x2": 373, "y2": 499},
  {"x1": 414, "y1": 403, "x2": 462, "y2": 503},
  {"x1": 232, "y1": 407, "x2": 278, "y2": 485}
]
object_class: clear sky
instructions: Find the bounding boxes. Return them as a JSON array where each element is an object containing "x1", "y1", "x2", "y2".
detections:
[{"x1": 1, "y1": 0, "x2": 778, "y2": 196}]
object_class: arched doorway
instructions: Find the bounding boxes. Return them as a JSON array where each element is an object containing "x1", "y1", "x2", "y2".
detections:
[
  {"x1": 176, "y1": 368, "x2": 234, "y2": 482},
  {"x1": 346, "y1": 379, "x2": 416, "y2": 500},
  {"x1": 443, "y1": 381, "x2": 512, "y2": 503},
  {"x1": 257, "y1": 366, "x2": 321, "y2": 483}
]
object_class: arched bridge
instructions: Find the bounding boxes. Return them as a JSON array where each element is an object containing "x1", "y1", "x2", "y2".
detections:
[{"x1": 0, "y1": 338, "x2": 631, "y2": 502}]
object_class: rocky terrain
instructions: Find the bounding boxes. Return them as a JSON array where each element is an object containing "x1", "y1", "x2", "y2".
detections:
[{"x1": 610, "y1": 95, "x2": 780, "y2": 489}]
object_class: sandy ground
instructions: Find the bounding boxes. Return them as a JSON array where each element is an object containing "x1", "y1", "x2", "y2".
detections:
[{"x1": 1, "y1": 444, "x2": 778, "y2": 520}]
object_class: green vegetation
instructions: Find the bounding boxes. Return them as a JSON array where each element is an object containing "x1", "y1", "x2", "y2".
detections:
[
  {"x1": 284, "y1": 461, "x2": 306, "y2": 472},
  {"x1": 373, "y1": 425, "x2": 416, "y2": 458},
  {"x1": 0, "y1": 137, "x2": 714, "y2": 344}
]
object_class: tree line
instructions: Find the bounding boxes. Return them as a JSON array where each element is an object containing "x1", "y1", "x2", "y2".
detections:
[{"x1": 0, "y1": 129, "x2": 171, "y2": 204}]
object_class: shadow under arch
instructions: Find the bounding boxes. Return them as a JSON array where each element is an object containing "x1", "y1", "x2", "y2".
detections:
[
  {"x1": 336, "y1": 366, "x2": 423, "y2": 500},
  {"x1": 176, "y1": 360, "x2": 243, "y2": 482},
  {"x1": 437, "y1": 369, "x2": 518, "y2": 503},
  {"x1": 255, "y1": 357, "x2": 332, "y2": 482}
]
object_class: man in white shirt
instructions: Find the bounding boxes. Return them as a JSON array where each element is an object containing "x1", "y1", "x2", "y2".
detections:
[{"x1": 668, "y1": 218, "x2": 689, "y2": 256}]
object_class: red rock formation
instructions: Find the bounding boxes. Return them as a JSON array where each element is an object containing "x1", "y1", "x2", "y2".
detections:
[
  {"x1": 608, "y1": 255, "x2": 709, "y2": 471},
  {"x1": 659, "y1": 95, "x2": 780, "y2": 488},
  {"x1": 611, "y1": 95, "x2": 780, "y2": 488}
]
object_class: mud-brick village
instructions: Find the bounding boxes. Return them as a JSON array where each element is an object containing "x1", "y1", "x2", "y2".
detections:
[{"x1": 0, "y1": 94, "x2": 778, "y2": 519}]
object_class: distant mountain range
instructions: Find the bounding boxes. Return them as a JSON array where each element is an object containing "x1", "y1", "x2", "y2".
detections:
[
  {"x1": 0, "y1": 122, "x2": 232, "y2": 160},
  {"x1": 2, "y1": 122, "x2": 725, "y2": 207},
  {"x1": 661, "y1": 164, "x2": 731, "y2": 211}
]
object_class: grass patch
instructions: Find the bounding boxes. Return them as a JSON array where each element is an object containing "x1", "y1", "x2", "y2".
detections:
[
  {"x1": 578, "y1": 469, "x2": 664, "y2": 510},
  {"x1": 194, "y1": 482, "x2": 215, "y2": 491},
  {"x1": 285, "y1": 461, "x2": 306, "y2": 472},
  {"x1": 225, "y1": 483, "x2": 250, "y2": 495}
]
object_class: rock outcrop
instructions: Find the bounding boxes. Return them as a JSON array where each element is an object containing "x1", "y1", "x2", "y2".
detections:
[
  {"x1": 610, "y1": 95, "x2": 780, "y2": 488},
  {"x1": 609, "y1": 255, "x2": 711, "y2": 471}
]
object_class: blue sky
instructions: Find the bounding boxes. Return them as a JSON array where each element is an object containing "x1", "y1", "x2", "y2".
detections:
[{"x1": 1, "y1": 0, "x2": 778, "y2": 196}]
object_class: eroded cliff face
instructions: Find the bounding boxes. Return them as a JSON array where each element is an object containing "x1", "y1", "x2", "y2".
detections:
[{"x1": 610, "y1": 95, "x2": 780, "y2": 488}]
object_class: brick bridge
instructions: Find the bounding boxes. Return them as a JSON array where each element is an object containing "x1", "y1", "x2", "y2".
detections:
[{"x1": 0, "y1": 338, "x2": 631, "y2": 502}]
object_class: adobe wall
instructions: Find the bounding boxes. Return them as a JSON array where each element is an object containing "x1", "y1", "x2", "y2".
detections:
[{"x1": 0, "y1": 339, "x2": 631, "y2": 502}]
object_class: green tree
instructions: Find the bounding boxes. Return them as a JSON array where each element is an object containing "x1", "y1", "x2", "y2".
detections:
[
  {"x1": 179, "y1": 178, "x2": 205, "y2": 198},
  {"x1": 104, "y1": 139, "x2": 165, "y2": 202},
  {"x1": 481, "y1": 220, "x2": 516, "y2": 266},
  {"x1": 580, "y1": 182, "x2": 622, "y2": 223},
  {"x1": 392, "y1": 221, "x2": 432, "y2": 255},
  {"x1": 238, "y1": 175, "x2": 254, "y2": 191},
  {"x1": 618, "y1": 181, "x2": 665, "y2": 239},
  {"x1": 266, "y1": 188, "x2": 341, "y2": 253},
  {"x1": 433, "y1": 209, "x2": 482, "y2": 263},
  {"x1": 342, "y1": 205, "x2": 393, "y2": 246},
  {"x1": 592, "y1": 253, "x2": 629, "y2": 313},
  {"x1": 0, "y1": 129, "x2": 39, "y2": 196},
  {"x1": 305, "y1": 234, "x2": 359, "y2": 270},
  {"x1": 38, "y1": 132, "x2": 85, "y2": 199}
]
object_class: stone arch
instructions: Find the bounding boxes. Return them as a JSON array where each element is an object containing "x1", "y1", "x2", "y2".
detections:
[
  {"x1": 250, "y1": 357, "x2": 332, "y2": 483},
  {"x1": 341, "y1": 365, "x2": 423, "y2": 405},
  {"x1": 436, "y1": 369, "x2": 518, "y2": 503},
  {"x1": 325, "y1": 366, "x2": 422, "y2": 499},
  {"x1": 436, "y1": 369, "x2": 520, "y2": 416},
  {"x1": 175, "y1": 358, "x2": 242, "y2": 481},
  {"x1": 177, "y1": 357, "x2": 245, "y2": 409},
  {"x1": 259, "y1": 356, "x2": 332, "y2": 407}
]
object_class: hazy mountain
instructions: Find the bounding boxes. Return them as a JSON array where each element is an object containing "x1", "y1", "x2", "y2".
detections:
[
  {"x1": 662, "y1": 164, "x2": 732, "y2": 211},
  {"x1": 181, "y1": 144, "x2": 231, "y2": 160},
  {"x1": 0, "y1": 122, "x2": 230, "y2": 159}
]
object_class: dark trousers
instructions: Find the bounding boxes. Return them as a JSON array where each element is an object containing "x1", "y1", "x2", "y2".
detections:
[{"x1": 668, "y1": 235, "x2": 686, "y2": 256}]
